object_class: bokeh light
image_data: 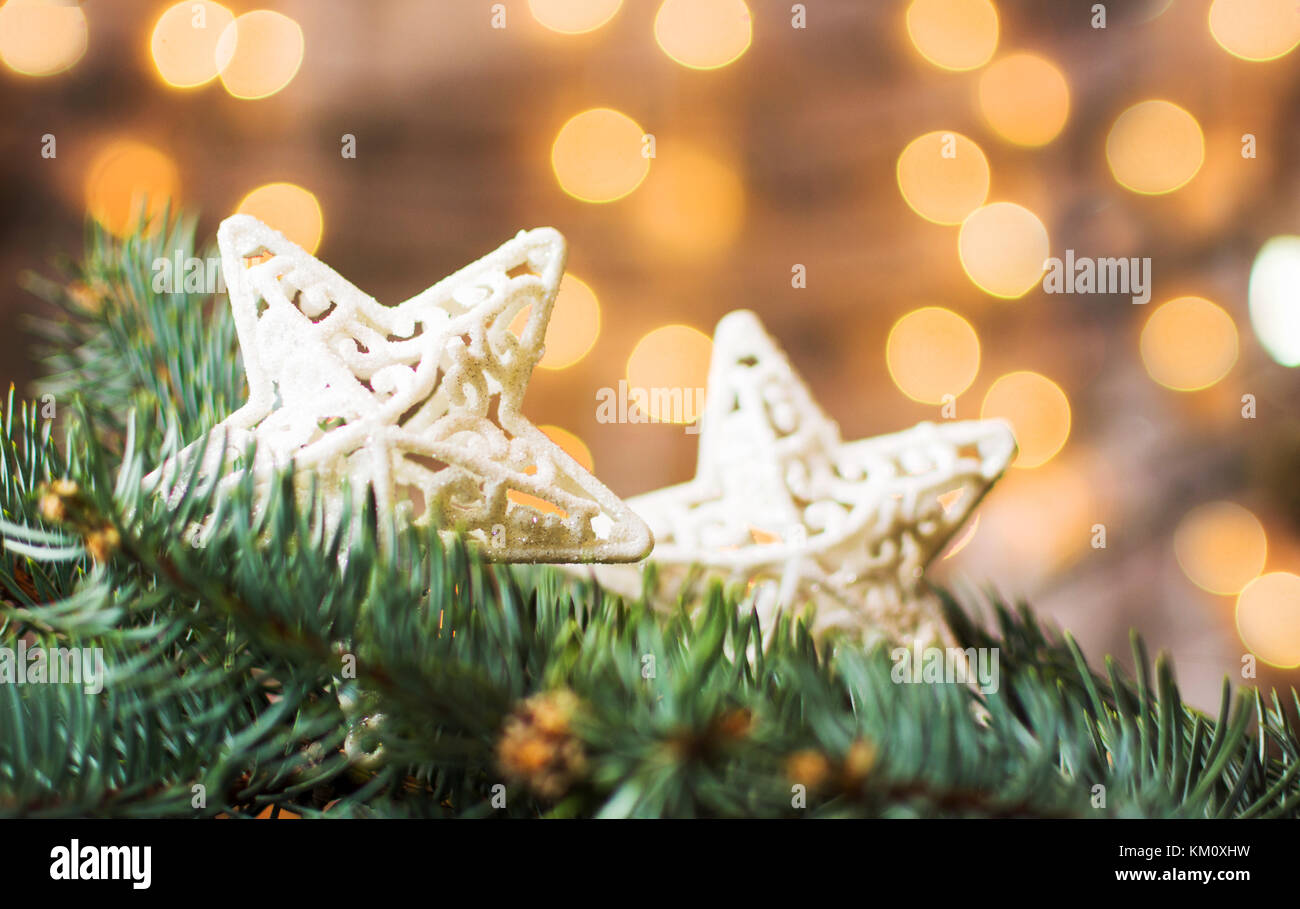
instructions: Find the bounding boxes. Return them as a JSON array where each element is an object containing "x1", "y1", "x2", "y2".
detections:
[
  {"x1": 0, "y1": 0, "x2": 87, "y2": 77},
  {"x1": 540, "y1": 424, "x2": 594, "y2": 471},
  {"x1": 1174, "y1": 501, "x2": 1267, "y2": 595},
  {"x1": 886, "y1": 306, "x2": 981, "y2": 404},
  {"x1": 510, "y1": 274, "x2": 601, "y2": 370},
  {"x1": 626, "y1": 325, "x2": 713, "y2": 423},
  {"x1": 958, "y1": 202, "x2": 1049, "y2": 299},
  {"x1": 980, "y1": 371, "x2": 1070, "y2": 469},
  {"x1": 896, "y1": 131, "x2": 991, "y2": 225},
  {"x1": 84, "y1": 140, "x2": 181, "y2": 236},
  {"x1": 977, "y1": 53, "x2": 1070, "y2": 147},
  {"x1": 151, "y1": 1, "x2": 235, "y2": 88},
  {"x1": 905, "y1": 0, "x2": 999, "y2": 72},
  {"x1": 1208, "y1": 0, "x2": 1300, "y2": 62},
  {"x1": 1236, "y1": 572, "x2": 1300, "y2": 668},
  {"x1": 235, "y1": 182, "x2": 323, "y2": 253},
  {"x1": 654, "y1": 0, "x2": 752, "y2": 70},
  {"x1": 1139, "y1": 296, "x2": 1238, "y2": 391},
  {"x1": 551, "y1": 108, "x2": 650, "y2": 203},
  {"x1": 632, "y1": 144, "x2": 744, "y2": 258},
  {"x1": 215, "y1": 10, "x2": 304, "y2": 100},
  {"x1": 529, "y1": 0, "x2": 622, "y2": 34},
  {"x1": 970, "y1": 458, "x2": 1095, "y2": 579},
  {"x1": 1248, "y1": 236, "x2": 1300, "y2": 367},
  {"x1": 509, "y1": 425, "x2": 595, "y2": 516},
  {"x1": 1106, "y1": 100, "x2": 1204, "y2": 195}
]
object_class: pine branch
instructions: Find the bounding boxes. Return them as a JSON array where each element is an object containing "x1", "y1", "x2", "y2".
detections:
[
  {"x1": 1, "y1": 215, "x2": 1298, "y2": 819},
  {"x1": 22, "y1": 212, "x2": 243, "y2": 457}
]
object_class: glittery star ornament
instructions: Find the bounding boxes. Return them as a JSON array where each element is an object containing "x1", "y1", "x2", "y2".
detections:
[
  {"x1": 582, "y1": 310, "x2": 1016, "y2": 643},
  {"x1": 151, "y1": 215, "x2": 652, "y2": 563}
]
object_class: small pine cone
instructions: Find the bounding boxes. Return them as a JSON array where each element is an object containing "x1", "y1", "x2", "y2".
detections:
[
  {"x1": 85, "y1": 525, "x2": 121, "y2": 563},
  {"x1": 38, "y1": 479, "x2": 80, "y2": 524},
  {"x1": 497, "y1": 689, "x2": 586, "y2": 801},
  {"x1": 36, "y1": 480, "x2": 119, "y2": 563},
  {"x1": 841, "y1": 739, "x2": 877, "y2": 789},
  {"x1": 785, "y1": 749, "x2": 831, "y2": 790},
  {"x1": 715, "y1": 707, "x2": 754, "y2": 741}
]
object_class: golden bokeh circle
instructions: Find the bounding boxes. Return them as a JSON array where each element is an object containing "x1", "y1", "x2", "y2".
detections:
[
  {"x1": 528, "y1": 0, "x2": 622, "y2": 34},
  {"x1": 886, "y1": 307, "x2": 981, "y2": 404},
  {"x1": 551, "y1": 108, "x2": 651, "y2": 203},
  {"x1": 85, "y1": 140, "x2": 181, "y2": 236},
  {"x1": 633, "y1": 145, "x2": 744, "y2": 258},
  {"x1": 896, "y1": 131, "x2": 991, "y2": 226},
  {"x1": 1106, "y1": 100, "x2": 1205, "y2": 195},
  {"x1": 1209, "y1": 0, "x2": 1300, "y2": 62},
  {"x1": 906, "y1": 0, "x2": 999, "y2": 71},
  {"x1": 151, "y1": 1, "x2": 236, "y2": 88},
  {"x1": 980, "y1": 371, "x2": 1071, "y2": 469},
  {"x1": 1139, "y1": 296, "x2": 1238, "y2": 391},
  {"x1": 977, "y1": 52, "x2": 1070, "y2": 147},
  {"x1": 0, "y1": 0, "x2": 87, "y2": 77},
  {"x1": 1236, "y1": 572, "x2": 1300, "y2": 668},
  {"x1": 626, "y1": 325, "x2": 713, "y2": 423},
  {"x1": 958, "y1": 202, "x2": 1050, "y2": 299},
  {"x1": 215, "y1": 9, "x2": 305, "y2": 100},
  {"x1": 978, "y1": 459, "x2": 1094, "y2": 573},
  {"x1": 235, "y1": 182, "x2": 323, "y2": 254},
  {"x1": 654, "y1": 0, "x2": 752, "y2": 70},
  {"x1": 1175, "y1": 501, "x2": 1268, "y2": 595}
]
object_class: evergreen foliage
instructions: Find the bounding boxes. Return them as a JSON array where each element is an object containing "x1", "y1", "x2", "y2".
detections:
[{"x1": 2, "y1": 216, "x2": 1297, "y2": 818}]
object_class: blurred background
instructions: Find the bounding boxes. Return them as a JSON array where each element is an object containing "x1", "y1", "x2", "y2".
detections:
[{"x1": 2, "y1": 0, "x2": 1300, "y2": 707}]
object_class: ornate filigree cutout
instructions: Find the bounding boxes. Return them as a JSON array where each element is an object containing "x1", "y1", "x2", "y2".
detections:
[
  {"x1": 150, "y1": 215, "x2": 652, "y2": 563},
  {"x1": 581, "y1": 310, "x2": 1015, "y2": 642}
]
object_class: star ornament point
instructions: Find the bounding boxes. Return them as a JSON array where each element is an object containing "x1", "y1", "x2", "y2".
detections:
[
  {"x1": 153, "y1": 214, "x2": 652, "y2": 564},
  {"x1": 589, "y1": 309, "x2": 1016, "y2": 642}
]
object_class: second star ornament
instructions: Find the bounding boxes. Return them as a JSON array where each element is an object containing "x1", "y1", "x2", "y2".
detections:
[{"x1": 579, "y1": 310, "x2": 1017, "y2": 645}]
